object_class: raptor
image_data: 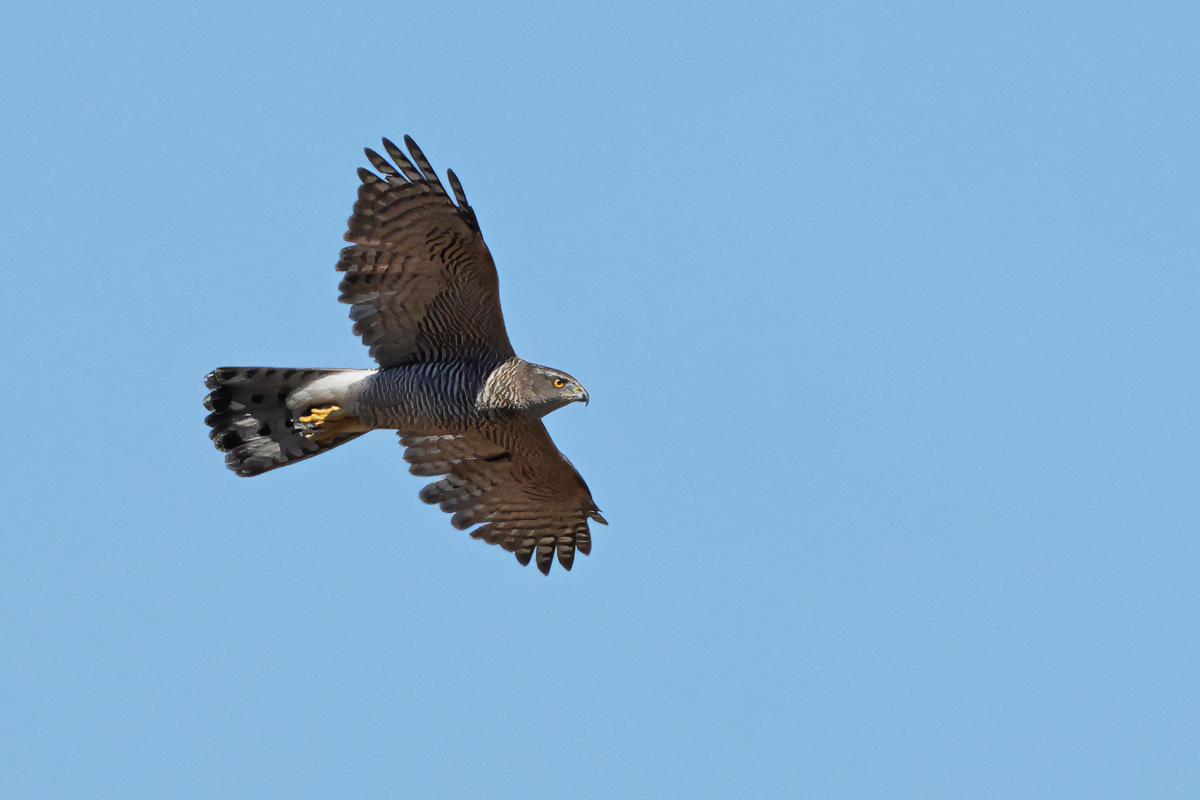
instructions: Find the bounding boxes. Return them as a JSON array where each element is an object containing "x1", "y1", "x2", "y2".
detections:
[{"x1": 204, "y1": 137, "x2": 604, "y2": 574}]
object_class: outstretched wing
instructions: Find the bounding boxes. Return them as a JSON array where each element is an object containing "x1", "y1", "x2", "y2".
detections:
[
  {"x1": 338, "y1": 136, "x2": 516, "y2": 368},
  {"x1": 401, "y1": 418, "x2": 607, "y2": 574}
]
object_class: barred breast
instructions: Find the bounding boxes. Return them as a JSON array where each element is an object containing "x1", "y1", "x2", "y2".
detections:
[{"x1": 355, "y1": 358, "x2": 498, "y2": 430}]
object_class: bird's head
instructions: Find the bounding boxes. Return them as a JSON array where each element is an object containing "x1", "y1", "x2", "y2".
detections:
[{"x1": 525, "y1": 363, "x2": 589, "y2": 414}]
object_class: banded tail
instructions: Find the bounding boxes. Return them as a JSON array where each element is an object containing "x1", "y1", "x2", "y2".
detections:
[{"x1": 203, "y1": 367, "x2": 372, "y2": 476}]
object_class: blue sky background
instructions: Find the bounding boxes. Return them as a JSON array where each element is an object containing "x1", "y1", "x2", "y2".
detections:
[{"x1": 2, "y1": 1, "x2": 1198, "y2": 797}]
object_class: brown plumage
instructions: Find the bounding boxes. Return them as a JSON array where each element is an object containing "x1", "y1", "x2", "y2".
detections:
[
  {"x1": 204, "y1": 136, "x2": 604, "y2": 574},
  {"x1": 338, "y1": 137, "x2": 516, "y2": 366}
]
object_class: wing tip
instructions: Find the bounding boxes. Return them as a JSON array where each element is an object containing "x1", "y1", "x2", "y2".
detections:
[{"x1": 446, "y1": 168, "x2": 470, "y2": 208}]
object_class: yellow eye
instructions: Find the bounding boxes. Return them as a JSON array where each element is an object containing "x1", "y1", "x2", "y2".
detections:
[{"x1": 552, "y1": 378, "x2": 566, "y2": 388}]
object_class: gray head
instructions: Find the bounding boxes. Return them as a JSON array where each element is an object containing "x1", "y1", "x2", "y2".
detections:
[
  {"x1": 477, "y1": 357, "x2": 589, "y2": 415},
  {"x1": 520, "y1": 361, "x2": 589, "y2": 415}
]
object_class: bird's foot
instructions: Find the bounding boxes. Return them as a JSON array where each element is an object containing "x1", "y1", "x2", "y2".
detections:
[{"x1": 297, "y1": 405, "x2": 344, "y2": 433}]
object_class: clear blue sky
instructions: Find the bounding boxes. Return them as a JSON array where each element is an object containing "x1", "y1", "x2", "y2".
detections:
[{"x1": 2, "y1": 2, "x2": 1197, "y2": 797}]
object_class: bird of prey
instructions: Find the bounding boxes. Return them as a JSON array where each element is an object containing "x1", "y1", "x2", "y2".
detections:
[{"x1": 204, "y1": 136, "x2": 604, "y2": 574}]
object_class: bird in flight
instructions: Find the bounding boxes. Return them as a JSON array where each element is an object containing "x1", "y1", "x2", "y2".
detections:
[{"x1": 204, "y1": 136, "x2": 604, "y2": 574}]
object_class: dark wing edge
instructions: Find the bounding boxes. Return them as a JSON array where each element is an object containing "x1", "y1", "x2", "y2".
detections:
[
  {"x1": 337, "y1": 136, "x2": 511, "y2": 367},
  {"x1": 361, "y1": 136, "x2": 477, "y2": 225},
  {"x1": 401, "y1": 422, "x2": 606, "y2": 575}
]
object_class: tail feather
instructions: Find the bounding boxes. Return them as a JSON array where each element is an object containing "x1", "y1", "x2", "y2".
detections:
[{"x1": 204, "y1": 367, "x2": 368, "y2": 476}]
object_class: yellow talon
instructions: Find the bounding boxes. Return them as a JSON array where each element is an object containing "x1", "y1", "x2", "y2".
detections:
[{"x1": 299, "y1": 405, "x2": 342, "y2": 427}]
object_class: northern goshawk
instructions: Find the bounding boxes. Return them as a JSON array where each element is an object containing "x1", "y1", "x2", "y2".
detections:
[{"x1": 204, "y1": 137, "x2": 604, "y2": 574}]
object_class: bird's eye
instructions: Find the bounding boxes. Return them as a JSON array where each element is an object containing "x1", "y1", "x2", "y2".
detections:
[{"x1": 552, "y1": 378, "x2": 566, "y2": 388}]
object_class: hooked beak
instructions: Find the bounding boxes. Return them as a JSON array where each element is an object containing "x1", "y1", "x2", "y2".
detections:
[{"x1": 576, "y1": 385, "x2": 590, "y2": 406}]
